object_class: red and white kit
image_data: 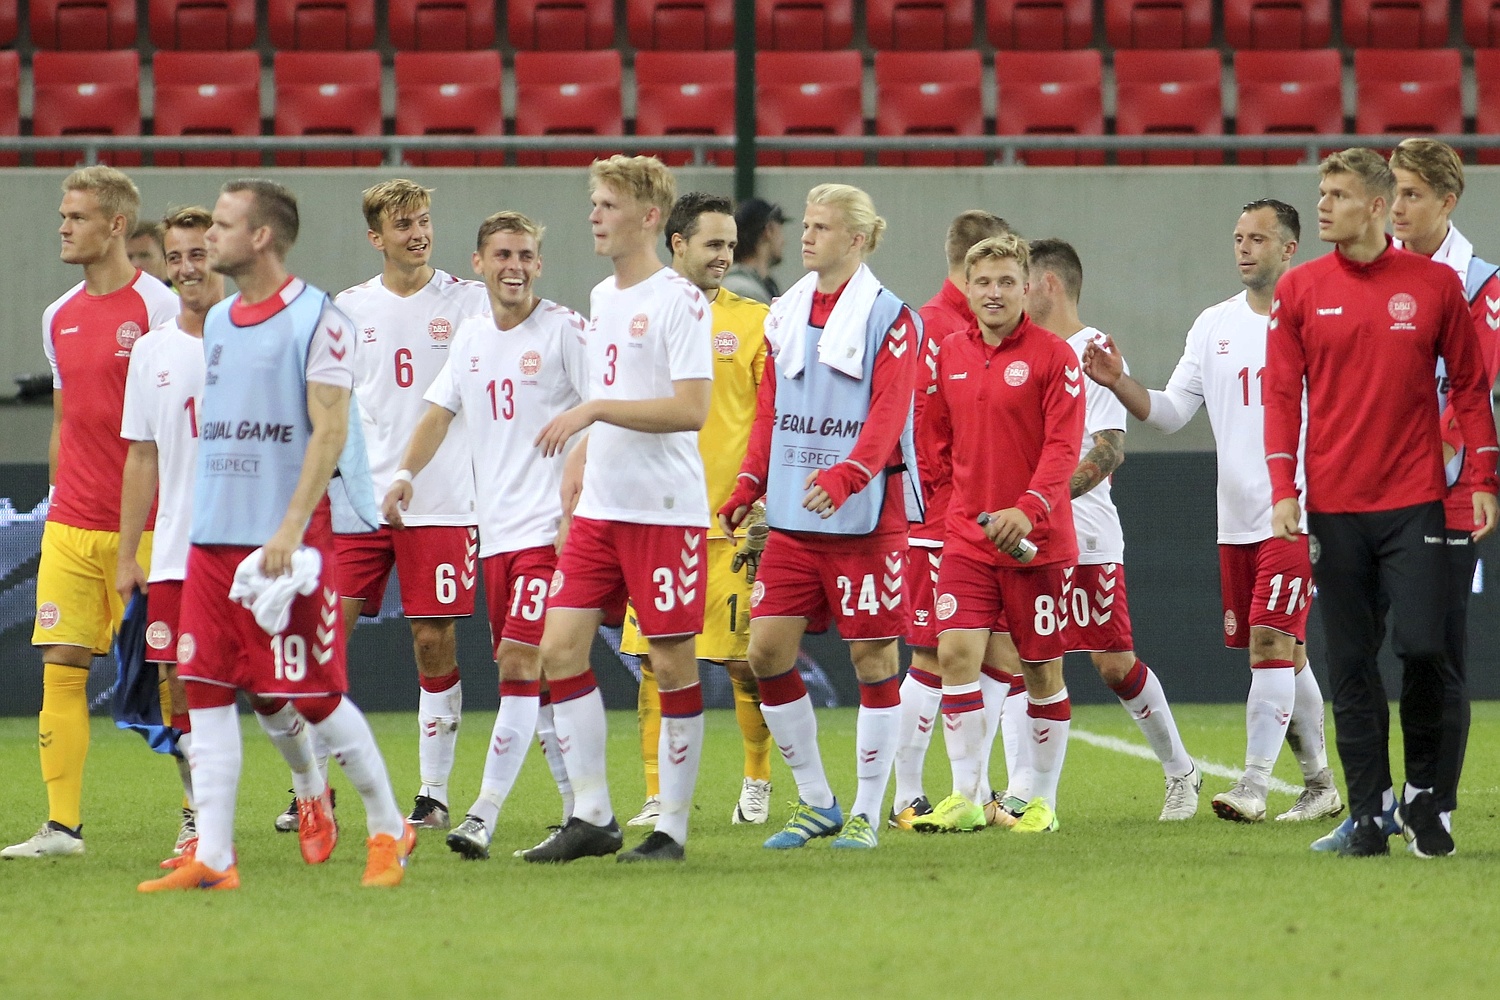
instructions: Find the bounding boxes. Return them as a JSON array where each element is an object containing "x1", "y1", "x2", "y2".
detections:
[
  {"x1": 120, "y1": 319, "x2": 205, "y2": 662},
  {"x1": 424, "y1": 299, "x2": 591, "y2": 649},
  {"x1": 551, "y1": 267, "x2": 713, "y2": 636},
  {"x1": 335, "y1": 269, "x2": 489, "y2": 616}
]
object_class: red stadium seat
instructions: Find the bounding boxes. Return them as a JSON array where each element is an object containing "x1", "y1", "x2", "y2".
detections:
[
  {"x1": 1223, "y1": 0, "x2": 1332, "y2": 48},
  {"x1": 509, "y1": 0, "x2": 615, "y2": 50},
  {"x1": 30, "y1": 0, "x2": 137, "y2": 50},
  {"x1": 1, "y1": 0, "x2": 17, "y2": 47},
  {"x1": 1464, "y1": 0, "x2": 1500, "y2": 46},
  {"x1": 627, "y1": 0, "x2": 734, "y2": 50},
  {"x1": 268, "y1": 0, "x2": 376, "y2": 50},
  {"x1": 513, "y1": 50, "x2": 622, "y2": 166},
  {"x1": 1353, "y1": 48, "x2": 1462, "y2": 140},
  {"x1": 986, "y1": 0, "x2": 1094, "y2": 50},
  {"x1": 148, "y1": 0, "x2": 258, "y2": 50},
  {"x1": 153, "y1": 50, "x2": 261, "y2": 167},
  {"x1": 1342, "y1": 0, "x2": 1449, "y2": 49},
  {"x1": 755, "y1": 49, "x2": 863, "y2": 165},
  {"x1": 634, "y1": 50, "x2": 735, "y2": 165},
  {"x1": 0, "y1": 51, "x2": 17, "y2": 167},
  {"x1": 395, "y1": 51, "x2": 504, "y2": 166},
  {"x1": 272, "y1": 51, "x2": 382, "y2": 166},
  {"x1": 994, "y1": 49, "x2": 1103, "y2": 165},
  {"x1": 1474, "y1": 49, "x2": 1500, "y2": 163},
  {"x1": 755, "y1": 0, "x2": 855, "y2": 50},
  {"x1": 874, "y1": 50, "x2": 984, "y2": 166},
  {"x1": 389, "y1": 0, "x2": 496, "y2": 50},
  {"x1": 866, "y1": 0, "x2": 974, "y2": 50},
  {"x1": 31, "y1": 50, "x2": 140, "y2": 166},
  {"x1": 1234, "y1": 49, "x2": 1343, "y2": 165},
  {"x1": 1105, "y1": 0, "x2": 1213, "y2": 48},
  {"x1": 1114, "y1": 49, "x2": 1223, "y2": 165}
]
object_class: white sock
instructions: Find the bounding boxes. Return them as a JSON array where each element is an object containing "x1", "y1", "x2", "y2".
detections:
[
  {"x1": 186, "y1": 704, "x2": 240, "y2": 872},
  {"x1": 1245, "y1": 665, "x2": 1295, "y2": 788},
  {"x1": 551, "y1": 687, "x2": 613, "y2": 826},
  {"x1": 535, "y1": 702, "x2": 574, "y2": 821},
  {"x1": 940, "y1": 681, "x2": 986, "y2": 802},
  {"x1": 892, "y1": 669, "x2": 941, "y2": 812},
  {"x1": 417, "y1": 679, "x2": 462, "y2": 805},
  {"x1": 311, "y1": 724, "x2": 331, "y2": 786},
  {"x1": 311, "y1": 698, "x2": 405, "y2": 839},
  {"x1": 470, "y1": 693, "x2": 540, "y2": 828},
  {"x1": 1027, "y1": 688, "x2": 1072, "y2": 810},
  {"x1": 851, "y1": 704, "x2": 899, "y2": 823},
  {"x1": 761, "y1": 694, "x2": 834, "y2": 809},
  {"x1": 175, "y1": 731, "x2": 195, "y2": 808},
  {"x1": 976, "y1": 669, "x2": 1007, "y2": 801},
  {"x1": 1113, "y1": 662, "x2": 1193, "y2": 778},
  {"x1": 1001, "y1": 685, "x2": 1030, "y2": 798},
  {"x1": 1288, "y1": 664, "x2": 1329, "y2": 776},
  {"x1": 656, "y1": 686, "x2": 705, "y2": 845},
  {"x1": 254, "y1": 701, "x2": 326, "y2": 800}
]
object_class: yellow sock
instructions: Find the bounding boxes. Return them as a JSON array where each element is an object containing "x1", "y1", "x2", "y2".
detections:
[
  {"x1": 638, "y1": 659, "x2": 661, "y2": 799},
  {"x1": 733, "y1": 674, "x2": 773, "y2": 783},
  {"x1": 40, "y1": 663, "x2": 91, "y2": 830}
]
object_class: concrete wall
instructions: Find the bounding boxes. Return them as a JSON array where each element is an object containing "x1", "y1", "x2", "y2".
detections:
[{"x1": 7, "y1": 165, "x2": 1500, "y2": 461}]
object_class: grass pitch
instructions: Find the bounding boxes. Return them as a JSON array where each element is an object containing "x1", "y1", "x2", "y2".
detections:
[{"x1": 2, "y1": 703, "x2": 1499, "y2": 1000}]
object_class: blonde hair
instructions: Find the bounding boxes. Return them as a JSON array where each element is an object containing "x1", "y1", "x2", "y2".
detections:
[
  {"x1": 161, "y1": 205, "x2": 213, "y2": 233},
  {"x1": 476, "y1": 210, "x2": 545, "y2": 251},
  {"x1": 964, "y1": 233, "x2": 1030, "y2": 279},
  {"x1": 806, "y1": 183, "x2": 887, "y2": 255},
  {"x1": 1319, "y1": 147, "x2": 1396, "y2": 203},
  {"x1": 62, "y1": 165, "x2": 140, "y2": 232},
  {"x1": 1390, "y1": 138, "x2": 1465, "y2": 201},
  {"x1": 361, "y1": 178, "x2": 433, "y2": 233},
  {"x1": 589, "y1": 155, "x2": 677, "y2": 229}
]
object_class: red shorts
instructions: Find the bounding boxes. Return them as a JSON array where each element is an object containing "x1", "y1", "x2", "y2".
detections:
[
  {"x1": 750, "y1": 530, "x2": 906, "y2": 640},
  {"x1": 549, "y1": 517, "x2": 706, "y2": 638},
  {"x1": 334, "y1": 524, "x2": 478, "y2": 618},
  {"x1": 934, "y1": 551, "x2": 1068, "y2": 663},
  {"x1": 144, "y1": 580, "x2": 183, "y2": 664},
  {"x1": 1218, "y1": 535, "x2": 1313, "y2": 648},
  {"x1": 1063, "y1": 562, "x2": 1135, "y2": 653},
  {"x1": 177, "y1": 516, "x2": 347, "y2": 698},
  {"x1": 483, "y1": 545, "x2": 556, "y2": 654},
  {"x1": 905, "y1": 545, "x2": 943, "y2": 649}
]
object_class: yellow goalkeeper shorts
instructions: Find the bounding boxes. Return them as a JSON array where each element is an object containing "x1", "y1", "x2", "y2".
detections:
[{"x1": 620, "y1": 536, "x2": 749, "y2": 661}]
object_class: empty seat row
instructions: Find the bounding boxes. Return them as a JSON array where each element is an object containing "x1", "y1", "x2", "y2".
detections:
[
  {"x1": 3, "y1": 48, "x2": 1495, "y2": 170},
  {"x1": 8, "y1": 1, "x2": 1500, "y2": 53}
]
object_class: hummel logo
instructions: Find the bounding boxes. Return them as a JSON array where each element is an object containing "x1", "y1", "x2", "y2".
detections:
[
  {"x1": 1316, "y1": 307, "x2": 1342, "y2": 316},
  {"x1": 60, "y1": 326, "x2": 79, "y2": 335},
  {"x1": 943, "y1": 716, "x2": 961, "y2": 732},
  {"x1": 1034, "y1": 728, "x2": 1051, "y2": 744},
  {"x1": 1065, "y1": 366, "x2": 1080, "y2": 381},
  {"x1": 1132, "y1": 707, "x2": 1152, "y2": 721},
  {"x1": 916, "y1": 716, "x2": 933, "y2": 734},
  {"x1": 949, "y1": 372, "x2": 967, "y2": 380},
  {"x1": 858, "y1": 748, "x2": 878, "y2": 764},
  {"x1": 493, "y1": 734, "x2": 513, "y2": 754},
  {"x1": 557, "y1": 735, "x2": 572, "y2": 753},
  {"x1": 668, "y1": 742, "x2": 689, "y2": 765}
]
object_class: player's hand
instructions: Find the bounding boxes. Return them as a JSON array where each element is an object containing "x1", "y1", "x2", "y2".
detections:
[
  {"x1": 260, "y1": 524, "x2": 303, "y2": 578},
  {"x1": 717, "y1": 478, "x2": 761, "y2": 535},
  {"x1": 115, "y1": 557, "x2": 148, "y2": 606},
  {"x1": 535, "y1": 401, "x2": 596, "y2": 458},
  {"x1": 802, "y1": 470, "x2": 835, "y2": 519},
  {"x1": 1473, "y1": 491, "x2": 1498, "y2": 542},
  {"x1": 730, "y1": 502, "x2": 769, "y2": 584},
  {"x1": 1271, "y1": 497, "x2": 1301, "y2": 542},
  {"x1": 382, "y1": 480, "x2": 413, "y2": 530},
  {"x1": 555, "y1": 512, "x2": 572, "y2": 555},
  {"x1": 980, "y1": 507, "x2": 1031, "y2": 553},
  {"x1": 1082, "y1": 335, "x2": 1125, "y2": 388}
]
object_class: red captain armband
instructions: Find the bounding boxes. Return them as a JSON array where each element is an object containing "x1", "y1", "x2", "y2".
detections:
[{"x1": 718, "y1": 475, "x2": 765, "y2": 528}]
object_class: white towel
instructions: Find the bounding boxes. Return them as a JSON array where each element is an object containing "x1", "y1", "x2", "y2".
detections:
[
  {"x1": 229, "y1": 547, "x2": 324, "y2": 636},
  {"x1": 765, "y1": 263, "x2": 883, "y2": 379}
]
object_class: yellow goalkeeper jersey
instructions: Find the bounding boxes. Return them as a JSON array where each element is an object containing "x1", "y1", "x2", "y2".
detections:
[{"x1": 701, "y1": 287, "x2": 768, "y2": 538}]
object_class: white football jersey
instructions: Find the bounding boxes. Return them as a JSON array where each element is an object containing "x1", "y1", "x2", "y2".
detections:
[
  {"x1": 1067, "y1": 327, "x2": 1126, "y2": 565},
  {"x1": 425, "y1": 300, "x2": 591, "y2": 557},
  {"x1": 573, "y1": 268, "x2": 714, "y2": 527},
  {"x1": 119, "y1": 320, "x2": 204, "y2": 581},
  {"x1": 337, "y1": 269, "x2": 489, "y2": 526},
  {"x1": 1146, "y1": 290, "x2": 1306, "y2": 543}
]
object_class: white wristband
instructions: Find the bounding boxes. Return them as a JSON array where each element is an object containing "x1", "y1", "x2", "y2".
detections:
[{"x1": 392, "y1": 469, "x2": 414, "y2": 485}]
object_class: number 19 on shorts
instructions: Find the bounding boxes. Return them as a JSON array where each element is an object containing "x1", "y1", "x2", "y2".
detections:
[{"x1": 272, "y1": 635, "x2": 308, "y2": 682}]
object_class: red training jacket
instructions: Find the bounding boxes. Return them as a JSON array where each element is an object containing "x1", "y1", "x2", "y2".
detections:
[{"x1": 910, "y1": 278, "x2": 973, "y2": 545}]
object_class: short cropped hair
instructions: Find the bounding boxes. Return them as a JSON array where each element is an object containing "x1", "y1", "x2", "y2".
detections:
[
  {"x1": 965, "y1": 233, "x2": 1030, "y2": 278},
  {"x1": 1240, "y1": 198, "x2": 1301, "y2": 243},
  {"x1": 1389, "y1": 138, "x2": 1465, "y2": 202},
  {"x1": 1027, "y1": 238, "x2": 1083, "y2": 303},
  {"x1": 62, "y1": 166, "x2": 141, "y2": 232},
  {"x1": 361, "y1": 179, "x2": 433, "y2": 233},
  {"x1": 589, "y1": 155, "x2": 677, "y2": 228},
  {"x1": 1319, "y1": 148, "x2": 1396, "y2": 203},
  {"x1": 733, "y1": 198, "x2": 785, "y2": 262},
  {"x1": 476, "y1": 210, "x2": 545, "y2": 251},
  {"x1": 806, "y1": 183, "x2": 887, "y2": 255},
  {"x1": 221, "y1": 178, "x2": 300, "y2": 257},
  {"x1": 129, "y1": 220, "x2": 165, "y2": 248},
  {"x1": 161, "y1": 206, "x2": 213, "y2": 234},
  {"x1": 665, "y1": 192, "x2": 734, "y2": 252},
  {"x1": 945, "y1": 210, "x2": 1010, "y2": 269}
]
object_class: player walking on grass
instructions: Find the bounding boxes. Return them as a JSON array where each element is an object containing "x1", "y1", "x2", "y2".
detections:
[
  {"x1": 334, "y1": 180, "x2": 489, "y2": 833},
  {"x1": 1264, "y1": 149, "x2": 1497, "y2": 858},
  {"x1": 718, "y1": 184, "x2": 922, "y2": 851},
  {"x1": 139, "y1": 179, "x2": 413, "y2": 891},
  {"x1": 1084, "y1": 200, "x2": 1341, "y2": 827},
  {"x1": 522, "y1": 156, "x2": 714, "y2": 864},
  {"x1": 5, "y1": 167, "x2": 179, "y2": 861},
  {"x1": 381, "y1": 211, "x2": 590, "y2": 861},
  {"x1": 620, "y1": 192, "x2": 775, "y2": 829}
]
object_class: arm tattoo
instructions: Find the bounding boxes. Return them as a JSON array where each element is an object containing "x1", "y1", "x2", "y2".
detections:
[{"x1": 1070, "y1": 429, "x2": 1125, "y2": 499}]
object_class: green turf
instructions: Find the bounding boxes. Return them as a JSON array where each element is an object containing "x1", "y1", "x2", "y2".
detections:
[{"x1": 3, "y1": 704, "x2": 1499, "y2": 999}]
